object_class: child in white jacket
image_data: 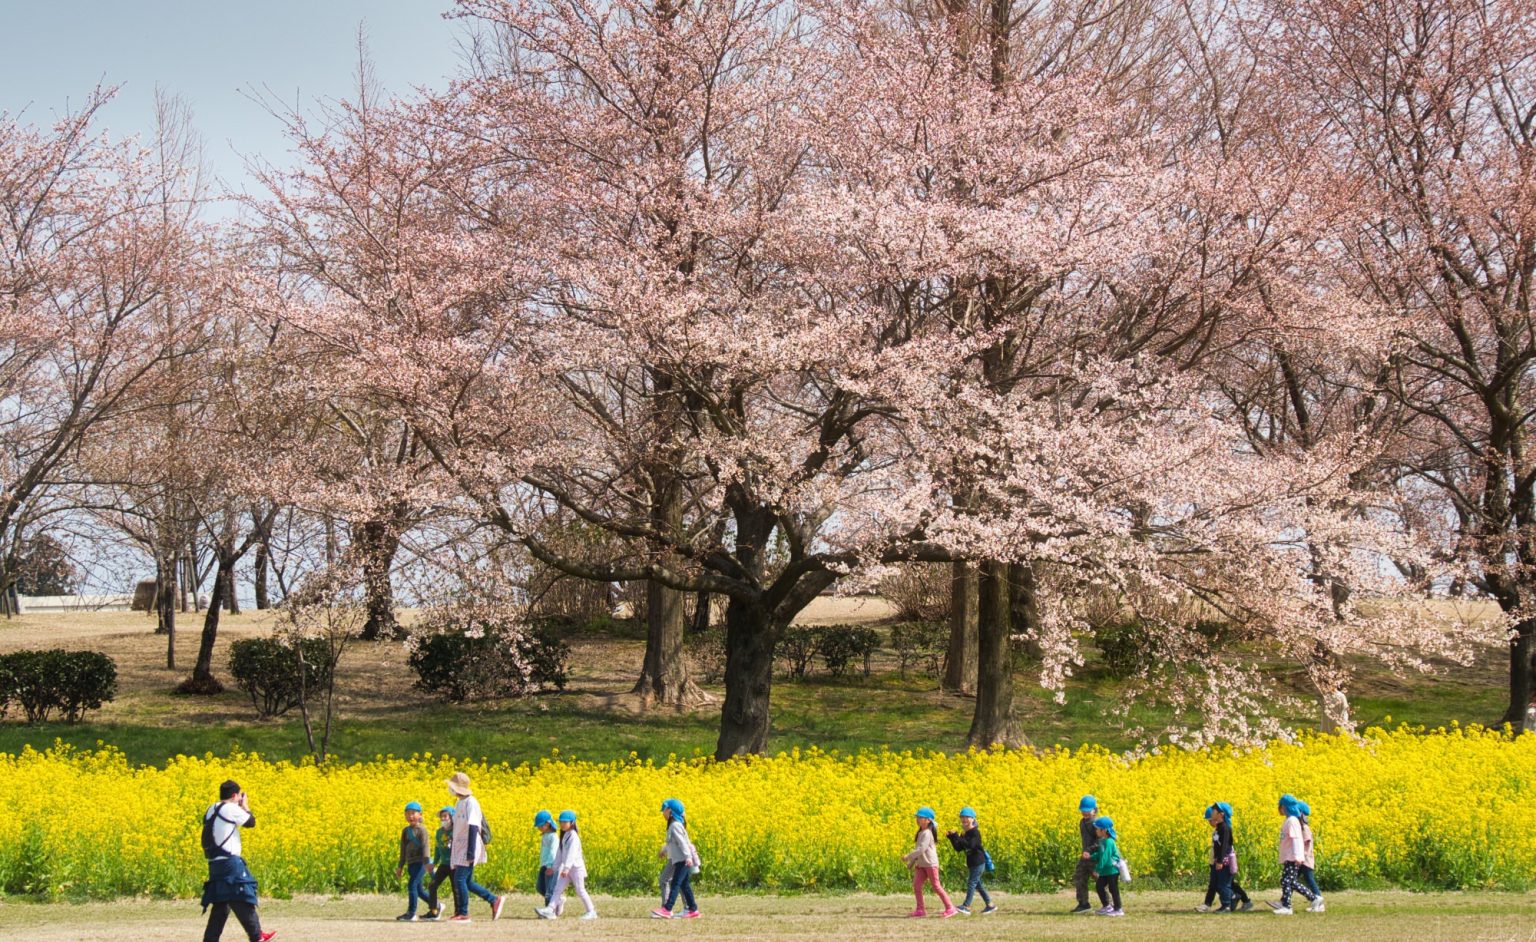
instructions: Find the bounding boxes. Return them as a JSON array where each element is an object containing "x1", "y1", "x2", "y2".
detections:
[
  {"x1": 535, "y1": 811, "x2": 596, "y2": 920},
  {"x1": 651, "y1": 798, "x2": 701, "y2": 919}
]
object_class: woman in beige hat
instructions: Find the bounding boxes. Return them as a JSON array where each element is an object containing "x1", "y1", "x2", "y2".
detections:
[{"x1": 446, "y1": 772, "x2": 504, "y2": 922}]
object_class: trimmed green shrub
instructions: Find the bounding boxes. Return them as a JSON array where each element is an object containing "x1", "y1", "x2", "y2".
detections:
[
  {"x1": 819, "y1": 625, "x2": 880, "y2": 677},
  {"x1": 228, "y1": 636, "x2": 336, "y2": 718},
  {"x1": 408, "y1": 616, "x2": 569, "y2": 703},
  {"x1": 889, "y1": 621, "x2": 947, "y2": 678},
  {"x1": 776, "y1": 626, "x2": 823, "y2": 679},
  {"x1": 0, "y1": 649, "x2": 116, "y2": 723}
]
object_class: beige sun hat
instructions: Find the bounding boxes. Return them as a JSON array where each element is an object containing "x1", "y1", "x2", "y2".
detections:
[{"x1": 446, "y1": 772, "x2": 473, "y2": 797}]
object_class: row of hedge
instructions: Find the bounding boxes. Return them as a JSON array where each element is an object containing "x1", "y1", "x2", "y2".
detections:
[{"x1": 0, "y1": 650, "x2": 116, "y2": 723}]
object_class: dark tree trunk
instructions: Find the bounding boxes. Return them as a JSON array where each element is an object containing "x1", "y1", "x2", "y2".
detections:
[
  {"x1": 157, "y1": 556, "x2": 177, "y2": 670},
  {"x1": 178, "y1": 559, "x2": 230, "y2": 694},
  {"x1": 1502, "y1": 617, "x2": 1535, "y2": 731},
  {"x1": 943, "y1": 561, "x2": 978, "y2": 694},
  {"x1": 715, "y1": 597, "x2": 777, "y2": 759},
  {"x1": 253, "y1": 539, "x2": 270, "y2": 610},
  {"x1": 689, "y1": 590, "x2": 712, "y2": 634},
  {"x1": 1010, "y1": 560, "x2": 1044, "y2": 660},
  {"x1": 967, "y1": 560, "x2": 1021, "y2": 749},
  {"x1": 356, "y1": 517, "x2": 401, "y2": 641},
  {"x1": 634, "y1": 577, "x2": 706, "y2": 708}
]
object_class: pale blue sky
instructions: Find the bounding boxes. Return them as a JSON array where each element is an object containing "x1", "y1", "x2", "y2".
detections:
[{"x1": 0, "y1": 1, "x2": 469, "y2": 203}]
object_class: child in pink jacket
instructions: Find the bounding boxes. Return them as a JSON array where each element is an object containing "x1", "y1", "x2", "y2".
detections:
[
  {"x1": 902, "y1": 807, "x2": 957, "y2": 918},
  {"x1": 1269, "y1": 794, "x2": 1319, "y2": 915}
]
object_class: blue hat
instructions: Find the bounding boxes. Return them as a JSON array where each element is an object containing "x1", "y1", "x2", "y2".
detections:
[
  {"x1": 1205, "y1": 801, "x2": 1233, "y2": 820},
  {"x1": 915, "y1": 807, "x2": 936, "y2": 821},
  {"x1": 1279, "y1": 793, "x2": 1299, "y2": 816},
  {"x1": 439, "y1": 806, "x2": 455, "y2": 816},
  {"x1": 959, "y1": 806, "x2": 977, "y2": 819},
  {"x1": 1093, "y1": 815, "x2": 1117, "y2": 839},
  {"x1": 1079, "y1": 795, "x2": 1098, "y2": 813},
  {"x1": 534, "y1": 810, "x2": 553, "y2": 828},
  {"x1": 661, "y1": 798, "x2": 686, "y2": 822},
  {"x1": 404, "y1": 801, "x2": 423, "y2": 813},
  {"x1": 1296, "y1": 801, "x2": 1311, "y2": 817},
  {"x1": 558, "y1": 809, "x2": 577, "y2": 823}
]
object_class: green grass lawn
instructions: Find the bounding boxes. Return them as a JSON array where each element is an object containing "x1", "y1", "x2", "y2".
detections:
[
  {"x1": 0, "y1": 609, "x2": 1512, "y2": 767},
  {"x1": 3, "y1": 891, "x2": 1534, "y2": 942}
]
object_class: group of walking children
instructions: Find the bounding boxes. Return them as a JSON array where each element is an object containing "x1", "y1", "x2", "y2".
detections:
[
  {"x1": 1067, "y1": 795, "x2": 1127, "y2": 917},
  {"x1": 1195, "y1": 792, "x2": 1325, "y2": 916},
  {"x1": 394, "y1": 772, "x2": 507, "y2": 923},
  {"x1": 902, "y1": 807, "x2": 998, "y2": 917}
]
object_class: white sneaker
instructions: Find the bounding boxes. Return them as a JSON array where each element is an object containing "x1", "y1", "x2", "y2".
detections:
[
  {"x1": 534, "y1": 906, "x2": 556, "y2": 920},
  {"x1": 1108, "y1": 909, "x2": 1125, "y2": 917},
  {"x1": 1095, "y1": 906, "x2": 1113, "y2": 915},
  {"x1": 1271, "y1": 906, "x2": 1294, "y2": 916},
  {"x1": 580, "y1": 911, "x2": 598, "y2": 920},
  {"x1": 1308, "y1": 897, "x2": 1325, "y2": 913},
  {"x1": 1195, "y1": 904, "x2": 1212, "y2": 913}
]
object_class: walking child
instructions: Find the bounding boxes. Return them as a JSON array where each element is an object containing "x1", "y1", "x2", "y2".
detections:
[
  {"x1": 1197, "y1": 802, "x2": 1251, "y2": 913},
  {"x1": 535, "y1": 811, "x2": 597, "y2": 920},
  {"x1": 902, "y1": 807, "x2": 958, "y2": 918},
  {"x1": 1070, "y1": 795, "x2": 1099, "y2": 914},
  {"x1": 651, "y1": 798, "x2": 701, "y2": 919},
  {"x1": 534, "y1": 810, "x2": 558, "y2": 906},
  {"x1": 395, "y1": 801, "x2": 432, "y2": 921},
  {"x1": 422, "y1": 807, "x2": 454, "y2": 920},
  {"x1": 945, "y1": 807, "x2": 996, "y2": 915},
  {"x1": 1296, "y1": 800, "x2": 1324, "y2": 912},
  {"x1": 1091, "y1": 815, "x2": 1125, "y2": 917},
  {"x1": 446, "y1": 772, "x2": 505, "y2": 923},
  {"x1": 1268, "y1": 794, "x2": 1318, "y2": 915}
]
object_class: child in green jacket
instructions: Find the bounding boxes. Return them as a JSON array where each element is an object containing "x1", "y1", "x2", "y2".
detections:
[{"x1": 1092, "y1": 816, "x2": 1125, "y2": 917}]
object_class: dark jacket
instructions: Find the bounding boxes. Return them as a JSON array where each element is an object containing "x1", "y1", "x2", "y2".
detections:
[
  {"x1": 1079, "y1": 817, "x2": 1100, "y2": 854},
  {"x1": 947, "y1": 827, "x2": 987, "y2": 868},
  {"x1": 399, "y1": 823, "x2": 430, "y2": 867},
  {"x1": 201, "y1": 855, "x2": 259, "y2": 911},
  {"x1": 1211, "y1": 820, "x2": 1234, "y2": 867}
]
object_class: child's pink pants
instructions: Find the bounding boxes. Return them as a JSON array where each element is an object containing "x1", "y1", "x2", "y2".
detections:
[{"x1": 912, "y1": 866, "x2": 952, "y2": 913}]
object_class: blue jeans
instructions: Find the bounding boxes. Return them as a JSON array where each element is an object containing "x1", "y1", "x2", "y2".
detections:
[
  {"x1": 664, "y1": 864, "x2": 697, "y2": 913},
  {"x1": 404, "y1": 862, "x2": 428, "y2": 916},
  {"x1": 961, "y1": 863, "x2": 991, "y2": 909},
  {"x1": 537, "y1": 867, "x2": 554, "y2": 904},
  {"x1": 451, "y1": 865, "x2": 497, "y2": 916},
  {"x1": 1210, "y1": 864, "x2": 1234, "y2": 909},
  {"x1": 1300, "y1": 864, "x2": 1321, "y2": 897}
]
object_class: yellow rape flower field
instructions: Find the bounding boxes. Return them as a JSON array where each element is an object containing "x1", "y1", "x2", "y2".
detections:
[{"x1": 1, "y1": 726, "x2": 1533, "y2": 903}]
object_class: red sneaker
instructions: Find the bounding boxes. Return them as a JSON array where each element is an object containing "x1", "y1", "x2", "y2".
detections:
[
  {"x1": 651, "y1": 908, "x2": 673, "y2": 919},
  {"x1": 491, "y1": 895, "x2": 505, "y2": 921},
  {"x1": 907, "y1": 911, "x2": 927, "y2": 918},
  {"x1": 449, "y1": 914, "x2": 472, "y2": 923},
  {"x1": 680, "y1": 910, "x2": 702, "y2": 919},
  {"x1": 259, "y1": 933, "x2": 277, "y2": 942}
]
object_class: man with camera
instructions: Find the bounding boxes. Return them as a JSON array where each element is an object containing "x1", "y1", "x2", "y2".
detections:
[{"x1": 201, "y1": 779, "x2": 277, "y2": 942}]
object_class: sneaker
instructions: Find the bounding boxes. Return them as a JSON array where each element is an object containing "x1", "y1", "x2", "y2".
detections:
[
  {"x1": 491, "y1": 896, "x2": 505, "y2": 921},
  {"x1": 955, "y1": 907, "x2": 972, "y2": 916},
  {"x1": 425, "y1": 910, "x2": 442, "y2": 921},
  {"x1": 259, "y1": 934, "x2": 278, "y2": 942},
  {"x1": 680, "y1": 911, "x2": 702, "y2": 919},
  {"x1": 1271, "y1": 906, "x2": 1294, "y2": 916},
  {"x1": 1108, "y1": 909, "x2": 1125, "y2": 917},
  {"x1": 580, "y1": 911, "x2": 599, "y2": 921},
  {"x1": 1095, "y1": 906, "x2": 1113, "y2": 915},
  {"x1": 1308, "y1": 897, "x2": 1326, "y2": 913},
  {"x1": 396, "y1": 913, "x2": 418, "y2": 922},
  {"x1": 535, "y1": 906, "x2": 557, "y2": 920},
  {"x1": 940, "y1": 908, "x2": 959, "y2": 918},
  {"x1": 651, "y1": 908, "x2": 673, "y2": 919},
  {"x1": 1195, "y1": 904, "x2": 1213, "y2": 913},
  {"x1": 1240, "y1": 899, "x2": 1254, "y2": 912},
  {"x1": 448, "y1": 915, "x2": 471, "y2": 923},
  {"x1": 1070, "y1": 904, "x2": 1093, "y2": 914},
  {"x1": 907, "y1": 910, "x2": 926, "y2": 918},
  {"x1": 980, "y1": 906, "x2": 998, "y2": 915}
]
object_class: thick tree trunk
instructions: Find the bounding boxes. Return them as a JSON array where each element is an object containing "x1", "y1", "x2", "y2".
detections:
[
  {"x1": 690, "y1": 590, "x2": 712, "y2": 634},
  {"x1": 178, "y1": 560, "x2": 230, "y2": 694},
  {"x1": 942, "y1": 561, "x2": 978, "y2": 694},
  {"x1": 634, "y1": 578, "x2": 707, "y2": 709},
  {"x1": 715, "y1": 598, "x2": 777, "y2": 759},
  {"x1": 356, "y1": 518, "x2": 401, "y2": 641},
  {"x1": 252, "y1": 539, "x2": 270, "y2": 610},
  {"x1": 1010, "y1": 561, "x2": 1045, "y2": 660},
  {"x1": 225, "y1": 574, "x2": 240, "y2": 614},
  {"x1": 966, "y1": 560, "x2": 1021, "y2": 749},
  {"x1": 1502, "y1": 617, "x2": 1535, "y2": 731}
]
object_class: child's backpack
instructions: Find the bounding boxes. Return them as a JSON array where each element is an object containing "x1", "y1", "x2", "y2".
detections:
[
  {"x1": 480, "y1": 814, "x2": 493, "y2": 846},
  {"x1": 1116, "y1": 854, "x2": 1132, "y2": 883},
  {"x1": 983, "y1": 850, "x2": 995, "y2": 873}
]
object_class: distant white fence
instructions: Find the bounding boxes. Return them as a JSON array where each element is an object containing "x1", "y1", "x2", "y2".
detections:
[{"x1": 16, "y1": 594, "x2": 135, "y2": 613}]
